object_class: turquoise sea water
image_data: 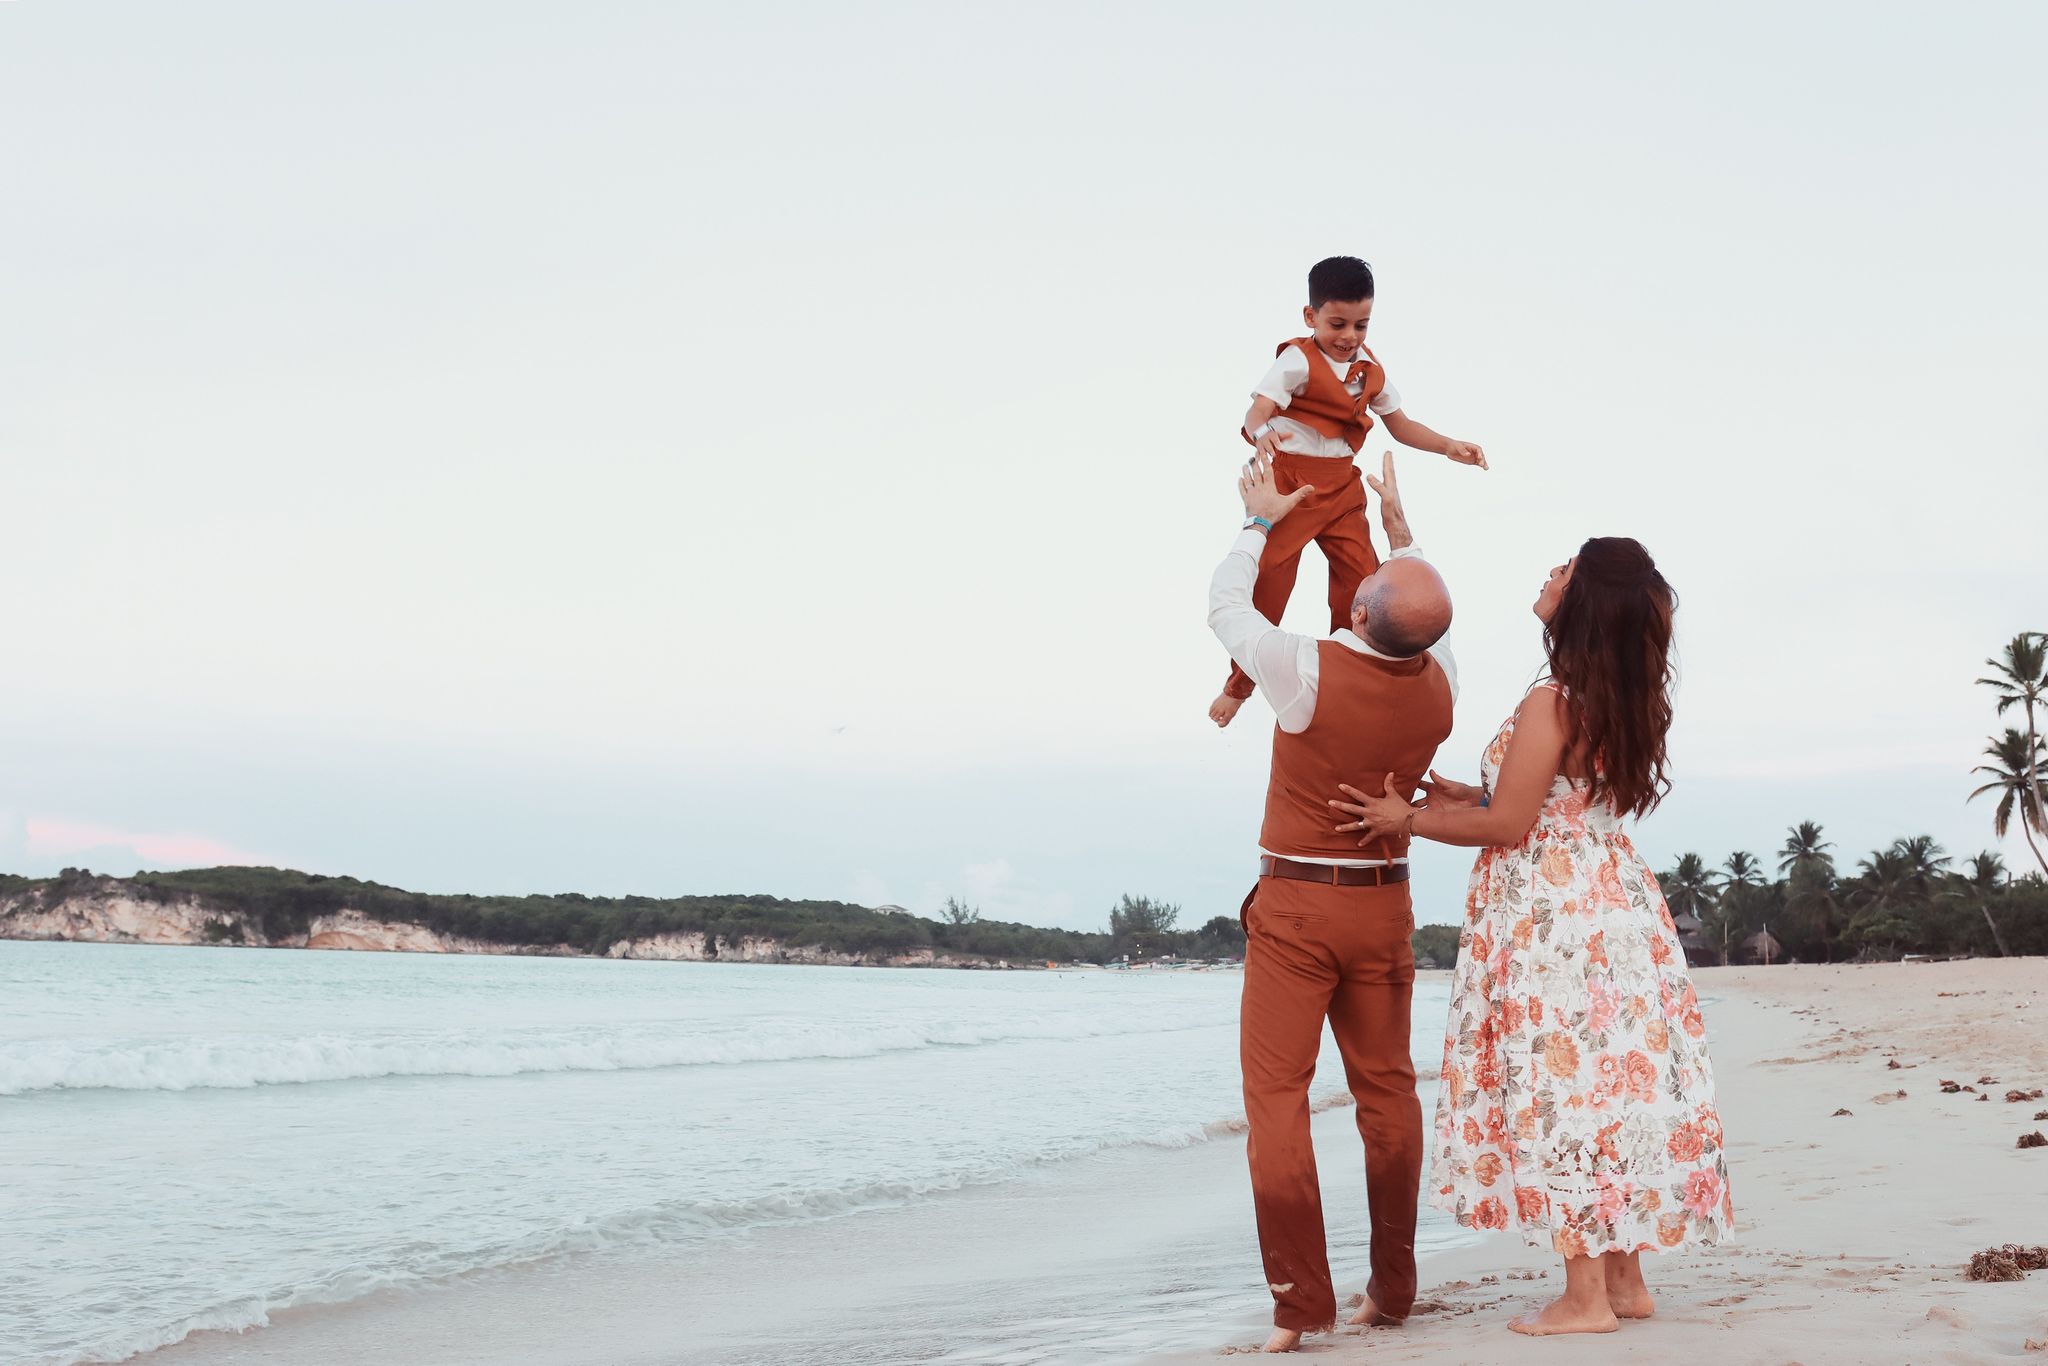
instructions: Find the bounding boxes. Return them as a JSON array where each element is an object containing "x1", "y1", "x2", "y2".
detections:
[{"x1": 1, "y1": 941, "x2": 1456, "y2": 1365}]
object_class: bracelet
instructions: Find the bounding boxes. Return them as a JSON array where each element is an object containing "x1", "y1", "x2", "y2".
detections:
[
  {"x1": 1244, "y1": 515, "x2": 1274, "y2": 534},
  {"x1": 1250, "y1": 421, "x2": 1274, "y2": 442}
]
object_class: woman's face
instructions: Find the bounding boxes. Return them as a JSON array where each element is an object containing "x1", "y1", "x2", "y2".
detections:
[{"x1": 1534, "y1": 556, "x2": 1577, "y2": 623}]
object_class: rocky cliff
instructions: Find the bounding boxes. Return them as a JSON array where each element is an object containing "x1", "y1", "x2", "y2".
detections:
[{"x1": 0, "y1": 884, "x2": 1018, "y2": 968}]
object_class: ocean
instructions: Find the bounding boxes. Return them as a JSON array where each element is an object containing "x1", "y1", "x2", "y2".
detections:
[{"x1": 1, "y1": 940, "x2": 1462, "y2": 1365}]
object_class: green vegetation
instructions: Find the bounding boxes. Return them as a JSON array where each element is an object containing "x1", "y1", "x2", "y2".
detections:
[
  {"x1": 1667, "y1": 832, "x2": 2047, "y2": 964},
  {"x1": 0, "y1": 867, "x2": 1464, "y2": 967}
]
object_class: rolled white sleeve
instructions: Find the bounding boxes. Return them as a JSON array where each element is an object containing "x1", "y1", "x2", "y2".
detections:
[
  {"x1": 1369, "y1": 378, "x2": 1403, "y2": 415},
  {"x1": 1206, "y1": 529, "x2": 1321, "y2": 730},
  {"x1": 1251, "y1": 346, "x2": 1311, "y2": 408}
]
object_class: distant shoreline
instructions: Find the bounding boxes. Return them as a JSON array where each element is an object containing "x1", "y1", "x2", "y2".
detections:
[{"x1": 0, "y1": 868, "x2": 1258, "y2": 972}]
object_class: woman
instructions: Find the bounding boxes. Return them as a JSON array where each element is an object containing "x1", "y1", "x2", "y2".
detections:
[{"x1": 1330, "y1": 536, "x2": 1733, "y2": 1337}]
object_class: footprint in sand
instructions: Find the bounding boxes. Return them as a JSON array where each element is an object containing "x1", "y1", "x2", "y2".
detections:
[{"x1": 1703, "y1": 1294, "x2": 1748, "y2": 1306}]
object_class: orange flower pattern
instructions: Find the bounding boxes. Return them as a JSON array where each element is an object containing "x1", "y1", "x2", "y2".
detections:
[{"x1": 1431, "y1": 691, "x2": 1734, "y2": 1255}]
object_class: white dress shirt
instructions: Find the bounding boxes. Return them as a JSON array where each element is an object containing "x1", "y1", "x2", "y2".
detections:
[
  {"x1": 1252, "y1": 343, "x2": 1405, "y2": 459},
  {"x1": 1208, "y1": 527, "x2": 1458, "y2": 865}
]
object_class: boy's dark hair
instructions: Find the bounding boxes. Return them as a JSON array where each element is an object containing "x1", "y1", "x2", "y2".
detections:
[{"x1": 1307, "y1": 256, "x2": 1375, "y2": 309}]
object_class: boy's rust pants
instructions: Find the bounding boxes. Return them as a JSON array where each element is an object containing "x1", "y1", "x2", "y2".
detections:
[
  {"x1": 1239, "y1": 874, "x2": 1421, "y2": 1332},
  {"x1": 1223, "y1": 453, "x2": 1381, "y2": 702}
]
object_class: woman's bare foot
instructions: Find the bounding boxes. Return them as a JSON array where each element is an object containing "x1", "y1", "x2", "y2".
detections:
[
  {"x1": 1209, "y1": 692, "x2": 1246, "y2": 727},
  {"x1": 1509, "y1": 1252, "x2": 1620, "y2": 1336},
  {"x1": 1601, "y1": 1251, "x2": 1655, "y2": 1319},
  {"x1": 1345, "y1": 1294, "x2": 1404, "y2": 1327},
  {"x1": 1507, "y1": 1295, "x2": 1621, "y2": 1337},
  {"x1": 1260, "y1": 1327, "x2": 1303, "y2": 1352}
]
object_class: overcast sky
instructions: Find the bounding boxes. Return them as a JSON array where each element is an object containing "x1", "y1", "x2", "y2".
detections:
[{"x1": 3, "y1": 1, "x2": 2044, "y2": 930}]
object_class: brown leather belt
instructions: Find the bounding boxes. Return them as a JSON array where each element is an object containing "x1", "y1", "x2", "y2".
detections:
[{"x1": 1258, "y1": 855, "x2": 1410, "y2": 887}]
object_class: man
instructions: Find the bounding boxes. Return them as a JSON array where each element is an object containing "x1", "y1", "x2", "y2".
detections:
[{"x1": 1207, "y1": 450, "x2": 1457, "y2": 1352}]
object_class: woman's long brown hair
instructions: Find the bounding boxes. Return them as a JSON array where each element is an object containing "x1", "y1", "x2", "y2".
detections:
[{"x1": 1541, "y1": 537, "x2": 1677, "y2": 820}]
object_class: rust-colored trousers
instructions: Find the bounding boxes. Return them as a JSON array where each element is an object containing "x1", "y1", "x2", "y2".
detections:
[
  {"x1": 1239, "y1": 875, "x2": 1421, "y2": 1331},
  {"x1": 1223, "y1": 453, "x2": 1382, "y2": 702}
]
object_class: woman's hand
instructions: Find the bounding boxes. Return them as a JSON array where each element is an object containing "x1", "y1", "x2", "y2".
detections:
[
  {"x1": 1328, "y1": 773, "x2": 1419, "y2": 847},
  {"x1": 1418, "y1": 769, "x2": 1484, "y2": 808}
]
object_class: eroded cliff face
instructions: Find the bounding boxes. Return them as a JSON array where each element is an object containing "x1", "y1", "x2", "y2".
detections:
[
  {"x1": 0, "y1": 886, "x2": 1015, "y2": 968},
  {"x1": 0, "y1": 890, "x2": 519, "y2": 955}
]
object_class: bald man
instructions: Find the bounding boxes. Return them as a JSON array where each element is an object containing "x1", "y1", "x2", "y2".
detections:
[{"x1": 1206, "y1": 451, "x2": 1457, "y2": 1352}]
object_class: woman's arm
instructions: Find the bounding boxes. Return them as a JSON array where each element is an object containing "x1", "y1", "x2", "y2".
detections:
[{"x1": 1331, "y1": 689, "x2": 1571, "y2": 848}]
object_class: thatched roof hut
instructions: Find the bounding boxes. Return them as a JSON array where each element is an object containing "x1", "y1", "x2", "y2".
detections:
[{"x1": 1740, "y1": 927, "x2": 1784, "y2": 966}]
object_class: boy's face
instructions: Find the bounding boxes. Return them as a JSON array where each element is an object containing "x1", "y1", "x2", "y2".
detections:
[{"x1": 1303, "y1": 297, "x2": 1373, "y2": 362}]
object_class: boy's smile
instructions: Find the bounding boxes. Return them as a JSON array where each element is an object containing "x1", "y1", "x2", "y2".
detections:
[{"x1": 1303, "y1": 297, "x2": 1373, "y2": 363}]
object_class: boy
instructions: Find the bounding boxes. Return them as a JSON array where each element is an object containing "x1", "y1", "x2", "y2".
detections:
[{"x1": 1210, "y1": 256, "x2": 1486, "y2": 728}]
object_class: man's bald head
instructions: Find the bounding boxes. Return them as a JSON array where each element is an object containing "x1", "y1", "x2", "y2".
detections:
[{"x1": 1351, "y1": 556, "x2": 1453, "y2": 658}]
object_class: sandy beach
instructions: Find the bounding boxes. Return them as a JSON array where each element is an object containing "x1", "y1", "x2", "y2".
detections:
[{"x1": 1152, "y1": 959, "x2": 2048, "y2": 1366}]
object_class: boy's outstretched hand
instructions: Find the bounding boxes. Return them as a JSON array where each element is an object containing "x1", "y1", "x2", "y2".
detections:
[{"x1": 1444, "y1": 439, "x2": 1488, "y2": 469}]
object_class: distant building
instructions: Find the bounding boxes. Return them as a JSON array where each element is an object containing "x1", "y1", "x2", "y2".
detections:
[
  {"x1": 1670, "y1": 908, "x2": 1717, "y2": 967},
  {"x1": 1739, "y1": 927, "x2": 1784, "y2": 966}
]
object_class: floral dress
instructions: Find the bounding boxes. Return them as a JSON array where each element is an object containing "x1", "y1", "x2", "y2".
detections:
[{"x1": 1430, "y1": 686, "x2": 1734, "y2": 1256}]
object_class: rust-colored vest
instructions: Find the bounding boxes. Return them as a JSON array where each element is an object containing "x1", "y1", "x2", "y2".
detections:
[
  {"x1": 1270, "y1": 337, "x2": 1385, "y2": 452},
  {"x1": 1260, "y1": 640, "x2": 1454, "y2": 862}
]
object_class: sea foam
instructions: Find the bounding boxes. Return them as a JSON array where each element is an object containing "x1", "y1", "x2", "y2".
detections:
[{"x1": 0, "y1": 1010, "x2": 1235, "y2": 1096}]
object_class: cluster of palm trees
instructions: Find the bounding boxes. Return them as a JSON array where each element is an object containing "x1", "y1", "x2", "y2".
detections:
[
  {"x1": 1971, "y1": 632, "x2": 2048, "y2": 879},
  {"x1": 1656, "y1": 634, "x2": 2047, "y2": 965}
]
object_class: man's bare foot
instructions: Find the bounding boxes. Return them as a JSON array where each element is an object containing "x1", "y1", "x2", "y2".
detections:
[
  {"x1": 1210, "y1": 692, "x2": 1247, "y2": 727},
  {"x1": 1345, "y1": 1293, "x2": 1404, "y2": 1327},
  {"x1": 1507, "y1": 1296, "x2": 1620, "y2": 1336},
  {"x1": 1260, "y1": 1327, "x2": 1303, "y2": 1352},
  {"x1": 1602, "y1": 1251, "x2": 1654, "y2": 1319}
]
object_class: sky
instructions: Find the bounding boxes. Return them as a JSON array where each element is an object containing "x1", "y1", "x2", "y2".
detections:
[{"x1": 3, "y1": 2, "x2": 2044, "y2": 931}]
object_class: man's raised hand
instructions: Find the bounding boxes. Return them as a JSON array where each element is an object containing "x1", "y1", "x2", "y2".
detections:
[
  {"x1": 1239, "y1": 452, "x2": 1313, "y2": 525},
  {"x1": 1365, "y1": 451, "x2": 1413, "y2": 552}
]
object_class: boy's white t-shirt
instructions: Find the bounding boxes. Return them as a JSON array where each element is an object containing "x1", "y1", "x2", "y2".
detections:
[{"x1": 1252, "y1": 343, "x2": 1404, "y2": 458}]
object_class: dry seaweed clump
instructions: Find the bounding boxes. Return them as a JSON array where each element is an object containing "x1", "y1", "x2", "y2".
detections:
[
  {"x1": 2020, "y1": 1131, "x2": 2048, "y2": 1150},
  {"x1": 1967, "y1": 1245, "x2": 2048, "y2": 1281}
]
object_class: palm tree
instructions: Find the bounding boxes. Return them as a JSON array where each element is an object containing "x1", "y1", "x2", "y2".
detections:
[
  {"x1": 1778, "y1": 822, "x2": 1838, "y2": 960},
  {"x1": 1944, "y1": 851, "x2": 2011, "y2": 957},
  {"x1": 1891, "y1": 835, "x2": 1951, "y2": 891},
  {"x1": 1978, "y1": 633, "x2": 2048, "y2": 874},
  {"x1": 1661, "y1": 853, "x2": 1714, "y2": 923},
  {"x1": 1659, "y1": 852, "x2": 1715, "y2": 961},
  {"x1": 1710, "y1": 851, "x2": 1764, "y2": 963},
  {"x1": 1845, "y1": 844, "x2": 1918, "y2": 958},
  {"x1": 1970, "y1": 727, "x2": 2048, "y2": 878}
]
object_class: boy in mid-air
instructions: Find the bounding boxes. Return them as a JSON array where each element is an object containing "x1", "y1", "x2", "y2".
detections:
[{"x1": 1210, "y1": 255, "x2": 1487, "y2": 728}]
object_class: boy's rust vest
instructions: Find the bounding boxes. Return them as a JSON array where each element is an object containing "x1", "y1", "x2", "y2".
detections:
[
  {"x1": 1256, "y1": 337, "x2": 1386, "y2": 453},
  {"x1": 1261, "y1": 640, "x2": 1454, "y2": 862}
]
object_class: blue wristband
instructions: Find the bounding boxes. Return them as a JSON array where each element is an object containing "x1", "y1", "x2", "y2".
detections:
[{"x1": 1245, "y1": 515, "x2": 1274, "y2": 534}]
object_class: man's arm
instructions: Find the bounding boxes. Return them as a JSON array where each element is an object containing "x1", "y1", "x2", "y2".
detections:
[
  {"x1": 1380, "y1": 409, "x2": 1487, "y2": 470},
  {"x1": 1366, "y1": 451, "x2": 1458, "y2": 699},
  {"x1": 1365, "y1": 450, "x2": 1417, "y2": 552},
  {"x1": 1207, "y1": 454, "x2": 1320, "y2": 725}
]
